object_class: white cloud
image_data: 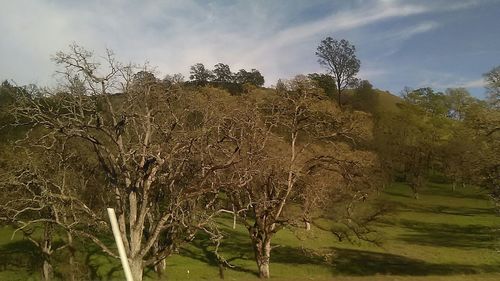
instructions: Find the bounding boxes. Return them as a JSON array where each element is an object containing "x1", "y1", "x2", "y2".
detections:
[
  {"x1": 419, "y1": 74, "x2": 486, "y2": 90},
  {"x1": 390, "y1": 21, "x2": 440, "y2": 41},
  {"x1": 0, "y1": 0, "x2": 491, "y2": 88},
  {"x1": 461, "y1": 78, "x2": 487, "y2": 88}
]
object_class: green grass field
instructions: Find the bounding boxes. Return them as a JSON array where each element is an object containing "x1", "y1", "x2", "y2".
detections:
[{"x1": 1, "y1": 182, "x2": 500, "y2": 280}]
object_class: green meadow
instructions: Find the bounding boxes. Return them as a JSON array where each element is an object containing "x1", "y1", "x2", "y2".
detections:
[{"x1": 2, "y1": 182, "x2": 499, "y2": 281}]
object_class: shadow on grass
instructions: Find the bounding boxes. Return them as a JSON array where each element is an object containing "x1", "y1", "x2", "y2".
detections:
[
  {"x1": 395, "y1": 219, "x2": 496, "y2": 249},
  {"x1": 0, "y1": 239, "x2": 41, "y2": 275},
  {"x1": 384, "y1": 183, "x2": 489, "y2": 202},
  {"x1": 383, "y1": 190, "x2": 495, "y2": 218},
  {"x1": 384, "y1": 190, "x2": 415, "y2": 199},
  {"x1": 330, "y1": 247, "x2": 500, "y2": 276},
  {"x1": 201, "y1": 218, "x2": 500, "y2": 277},
  {"x1": 396, "y1": 204, "x2": 494, "y2": 217},
  {"x1": 80, "y1": 239, "x2": 128, "y2": 281},
  {"x1": 181, "y1": 225, "x2": 258, "y2": 277}
]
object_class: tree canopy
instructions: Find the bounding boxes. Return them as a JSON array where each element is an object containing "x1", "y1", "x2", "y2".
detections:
[{"x1": 316, "y1": 37, "x2": 360, "y2": 108}]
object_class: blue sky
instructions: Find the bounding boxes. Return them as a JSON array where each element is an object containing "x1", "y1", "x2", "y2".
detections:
[{"x1": 1, "y1": 0, "x2": 499, "y2": 98}]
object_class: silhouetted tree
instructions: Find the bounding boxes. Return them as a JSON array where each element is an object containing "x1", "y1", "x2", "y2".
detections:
[
  {"x1": 235, "y1": 69, "x2": 264, "y2": 87},
  {"x1": 484, "y1": 66, "x2": 500, "y2": 108},
  {"x1": 213, "y1": 63, "x2": 233, "y2": 83},
  {"x1": 316, "y1": 37, "x2": 360, "y2": 108},
  {"x1": 307, "y1": 73, "x2": 336, "y2": 97},
  {"x1": 189, "y1": 63, "x2": 214, "y2": 86}
]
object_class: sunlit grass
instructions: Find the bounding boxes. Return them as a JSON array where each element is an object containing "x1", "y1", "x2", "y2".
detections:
[{"x1": 1, "y1": 182, "x2": 500, "y2": 280}]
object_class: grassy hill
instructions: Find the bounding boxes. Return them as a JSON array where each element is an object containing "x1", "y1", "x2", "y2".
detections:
[
  {"x1": 1, "y1": 182, "x2": 499, "y2": 280},
  {"x1": 375, "y1": 90, "x2": 403, "y2": 113}
]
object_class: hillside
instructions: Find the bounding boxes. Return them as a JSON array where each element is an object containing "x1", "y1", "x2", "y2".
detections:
[{"x1": 375, "y1": 90, "x2": 403, "y2": 113}]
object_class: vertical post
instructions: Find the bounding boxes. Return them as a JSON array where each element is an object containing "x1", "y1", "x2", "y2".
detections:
[{"x1": 107, "y1": 208, "x2": 134, "y2": 281}]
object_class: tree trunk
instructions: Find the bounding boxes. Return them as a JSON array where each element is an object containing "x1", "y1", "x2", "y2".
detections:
[
  {"x1": 151, "y1": 237, "x2": 168, "y2": 278},
  {"x1": 257, "y1": 240, "x2": 271, "y2": 279},
  {"x1": 41, "y1": 223, "x2": 53, "y2": 281},
  {"x1": 218, "y1": 262, "x2": 225, "y2": 279},
  {"x1": 414, "y1": 192, "x2": 419, "y2": 200},
  {"x1": 129, "y1": 258, "x2": 143, "y2": 281},
  {"x1": 252, "y1": 237, "x2": 271, "y2": 279},
  {"x1": 42, "y1": 259, "x2": 53, "y2": 281},
  {"x1": 337, "y1": 87, "x2": 342, "y2": 109},
  {"x1": 452, "y1": 182, "x2": 456, "y2": 192},
  {"x1": 154, "y1": 258, "x2": 166, "y2": 278},
  {"x1": 67, "y1": 231, "x2": 76, "y2": 281}
]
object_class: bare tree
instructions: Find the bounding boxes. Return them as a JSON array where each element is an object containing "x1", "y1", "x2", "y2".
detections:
[
  {"x1": 316, "y1": 37, "x2": 360, "y2": 108},
  {"x1": 10, "y1": 44, "x2": 240, "y2": 281},
  {"x1": 221, "y1": 76, "x2": 375, "y2": 278},
  {"x1": 0, "y1": 142, "x2": 84, "y2": 281}
]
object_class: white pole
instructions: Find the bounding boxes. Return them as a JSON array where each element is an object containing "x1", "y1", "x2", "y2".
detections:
[{"x1": 107, "y1": 208, "x2": 134, "y2": 281}]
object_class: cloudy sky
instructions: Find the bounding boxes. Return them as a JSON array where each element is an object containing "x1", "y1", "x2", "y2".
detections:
[{"x1": 1, "y1": 0, "x2": 499, "y2": 97}]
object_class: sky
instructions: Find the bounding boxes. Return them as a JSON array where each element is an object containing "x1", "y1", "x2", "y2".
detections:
[{"x1": 1, "y1": 0, "x2": 499, "y2": 98}]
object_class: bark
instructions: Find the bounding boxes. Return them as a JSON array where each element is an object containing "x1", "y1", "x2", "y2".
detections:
[
  {"x1": 154, "y1": 258, "x2": 166, "y2": 278},
  {"x1": 218, "y1": 262, "x2": 225, "y2": 279},
  {"x1": 67, "y1": 232, "x2": 76, "y2": 281},
  {"x1": 410, "y1": 174, "x2": 421, "y2": 200},
  {"x1": 41, "y1": 223, "x2": 53, "y2": 281},
  {"x1": 414, "y1": 192, "x2": 419, "y2": 200},
  {"x1": 410, "y1": 182, "x2": 419, "y2": 200},
  {"x1": 250, "y1": 229, "x2": 271, "y2": 279},
  {"x1": 129, "y1": 258, "x2": 143, "y2": 281},
  {"x1": 42, "y1": 259, "x2": 53, "y2": 281},
  {"x1": 254, "y1": 239, "x2": 271, "y2": 279},
  {"x1": 337, "y1": 78, "x2": 342, "y2": 108}
]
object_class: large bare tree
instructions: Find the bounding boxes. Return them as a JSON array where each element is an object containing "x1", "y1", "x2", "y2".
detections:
[
  {"x1": 221, "y1": 76, "x2": 376, "y2": 278},
  {"x1": 9, "y1": 45, "x2": 241, "y2": 281}
]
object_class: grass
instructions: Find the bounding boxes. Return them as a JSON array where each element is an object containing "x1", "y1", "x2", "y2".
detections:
[{"x1": 1, "y1": 182, "x2": 500, "y2": 280}]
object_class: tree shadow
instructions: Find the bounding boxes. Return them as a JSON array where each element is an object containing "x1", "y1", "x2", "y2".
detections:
[
  {"x1": 423, "y1": 183, "x2": 489, "y2": 200},
  {"x1": 181, "y1": 226, "x2": 258, "y2": 277},
  {"x1": 393, "y1": 203, "x2": 495, "y2": 217},
  {"x1": 382, "y1": 189, "x2": 495, "y2": 217},
  {"x1": 384, "y1": 190, "x2": 414, "y2": 199},
  {"x1": 330, "y1": 247, "x2": 500, "y2": 276},
  {"x1": 426, "y1": 205, "x2": 493, "y2": 216},
  {"x1": 0, "y1": 239, "x2": 41, "y2": 275},
  {"x1": 395, "y1": 219, "x2": 497, "y2": 249},
  {"x1": 79, "y1": 239, "x2": 124, "y2": 281},
  {"x1": 271, "y1": 245, "x2": 332, "y2": 265},
  {"x1": 385, "y1": 183, "x2": 490, "y2": 201}
]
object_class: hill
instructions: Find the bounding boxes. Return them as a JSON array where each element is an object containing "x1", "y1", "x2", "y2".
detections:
[{"x1": 375, "y1": 90, "x2": 403, "y2": 113}]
